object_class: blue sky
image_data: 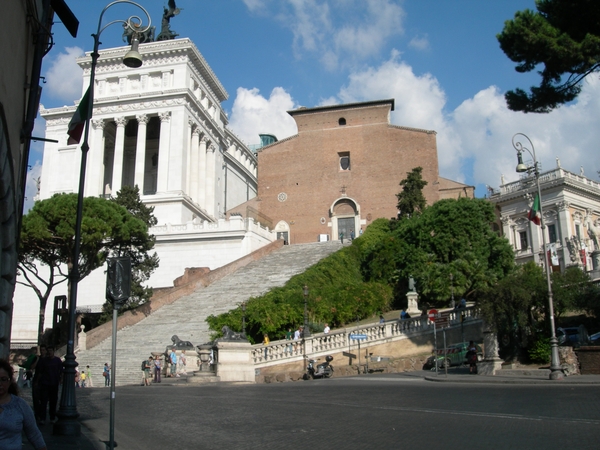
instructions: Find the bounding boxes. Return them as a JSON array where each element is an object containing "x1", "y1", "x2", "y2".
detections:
[{"x1": 27, "y1": 0, "x2": 600, "y2": 208}]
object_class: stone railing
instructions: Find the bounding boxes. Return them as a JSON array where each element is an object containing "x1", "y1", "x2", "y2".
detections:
[
  {"x1": 149, "y1": 216, "x2": 276, "y2": 243},
  {"x1": 499, "y1": 168, "x2": 600, "y2": 196},
  {"x1": 252, "y1": 307, "x2": 478, "y2": 368}
]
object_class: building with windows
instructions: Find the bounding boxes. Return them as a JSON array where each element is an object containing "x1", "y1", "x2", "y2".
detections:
[
  {"x1": 228, "y1": 99, "x2": 474, "y2": 244},
  {"x1": 489, "y1": 163, "x2": 600, "y2": 278},
  {"x1": 12, "y1": 37, "x2": 273, "y2": 345},
  {"x1": 1, "y1": 0, "x2": 78, "y2": 357}
]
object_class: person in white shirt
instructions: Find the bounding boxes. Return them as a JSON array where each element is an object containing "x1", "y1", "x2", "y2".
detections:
[{"x1": 323, "y1": 324, "x2": 330, "y2": 334}]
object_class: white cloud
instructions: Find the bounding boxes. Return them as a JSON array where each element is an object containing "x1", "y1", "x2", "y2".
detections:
[
  {"x1": 44, "y1": 46, "x2": 84, "y2": 103},
  {"x1": 232, "y1": 51, "x2": 600, "y2": 190},
  {"x1": 245, "y1": 0, "x2": 404, "y2": 70},
  {"x1": 408, "y1": 35, "x2": 430, "y2": 51},
  {"x1": 228, "y1": 87, "x2": 298, "y2": 144}
]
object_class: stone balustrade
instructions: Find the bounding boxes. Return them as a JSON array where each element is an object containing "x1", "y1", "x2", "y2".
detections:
[{"x1": 252, "y1": 307, "x2": 478, "y2": 368}]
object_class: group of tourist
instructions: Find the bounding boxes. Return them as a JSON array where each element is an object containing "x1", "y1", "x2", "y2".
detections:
[{"x1": 141, "y1": 348, "x2": 188, "y2": 385}]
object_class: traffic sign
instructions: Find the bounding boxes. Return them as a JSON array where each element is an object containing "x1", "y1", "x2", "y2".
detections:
[
  {"x1": 350, "y1": 333, "x2": 367, "y2": 340},
  {"x1": 428, "y1": 309, "x2": 438, "y2": 320},
  {"x1": 435, "y1": 317, "x2": 449, "y2": 327}
]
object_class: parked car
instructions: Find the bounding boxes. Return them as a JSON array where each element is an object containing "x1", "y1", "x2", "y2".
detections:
[
  {"x1": 557, "y1": 326, "x2": 589, "y2": 346},
  {"x1": 423, "y1": 342, "x2": 483, "y2": 370},
  {"x1": 588, "y1": 331, "x2": 600, "y2": 345}
]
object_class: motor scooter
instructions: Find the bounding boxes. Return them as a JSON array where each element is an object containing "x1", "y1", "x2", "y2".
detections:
[{"x1": 303, "y1": 355, "x2": 334, "y2": 380}]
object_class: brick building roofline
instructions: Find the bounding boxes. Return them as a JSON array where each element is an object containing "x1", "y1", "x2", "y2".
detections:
[{"x1": 287, "y1": 98, "x2": 395, "y2": 116}]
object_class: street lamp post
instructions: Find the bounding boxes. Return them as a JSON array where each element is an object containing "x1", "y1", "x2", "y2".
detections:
[
  {"x1": 54, "y1": 1, "x2": 151, "y2": 436},
  {"x1": 303, "y1": 285, "x2": 310, "y2": 337},
  {"x1": 241, "y1": 301, "x2": 246, "y2": 334},
  {"x1": 512, "y1": 133, "x2": 564, "y2": 380}
]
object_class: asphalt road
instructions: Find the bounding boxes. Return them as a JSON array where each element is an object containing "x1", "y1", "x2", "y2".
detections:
[{"x1": 75, "y1": 371, "x2": 600, "y2": 450}]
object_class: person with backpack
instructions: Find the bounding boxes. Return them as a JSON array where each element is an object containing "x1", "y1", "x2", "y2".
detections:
[
  {"x1": 142, "y1": 357, "x2": 152, "y2": 386},
  {"x1": 466, "y1": 341, "x2": 478, "y2": 374}
]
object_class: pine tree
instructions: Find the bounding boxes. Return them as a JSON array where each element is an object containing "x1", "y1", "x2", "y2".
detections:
[{"x1": 395, "y1": 167, "x2": 428, "y2": 220}]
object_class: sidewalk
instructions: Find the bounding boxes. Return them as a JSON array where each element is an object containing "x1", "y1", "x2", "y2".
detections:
[
  {"x1": 22, "y1": 421, "x2": 106, "y2": 450},
  {"x1": 423, "y1": 366, "x2": 600, "y2": 385},
  {"x1": 18, "y1": 387, "x2": 105, "y2": 450}
]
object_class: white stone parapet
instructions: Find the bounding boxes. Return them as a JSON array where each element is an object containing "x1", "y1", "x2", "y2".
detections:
[{"x1": 252, "y1": 308, "x2": 479, "y2": 369}]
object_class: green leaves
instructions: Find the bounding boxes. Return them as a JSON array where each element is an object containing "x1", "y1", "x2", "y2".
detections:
[
  {"x1": 498, "y1": 0, "x2": 600, "y2": 112},
  {"x1": 395, "y1": 166, "x2": 428, "y2": 220}
]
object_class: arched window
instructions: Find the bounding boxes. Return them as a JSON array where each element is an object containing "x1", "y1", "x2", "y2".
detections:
[{"x1": 338, "y1": 117, "x2": 346, "y2": 126}]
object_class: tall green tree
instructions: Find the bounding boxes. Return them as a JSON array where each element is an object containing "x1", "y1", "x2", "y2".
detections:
[
  {"x1": 363, "y1": 198, "x2": 515, "y2": 307},
  {"x1": 395, "y1": 166, "x2": 428, "y2": 220},
  {"x1": 17, "y1": 193, "x2": 150, "y2": 343},
  {"x1": 106, "y1": 185, "x2": 159, "y2": 314},
  {"x1": 498, "y1": 0, "x2": 600, "y2": 112}
]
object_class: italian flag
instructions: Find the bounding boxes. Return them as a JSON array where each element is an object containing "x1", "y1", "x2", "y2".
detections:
[
  {"x1": 67, "y1": 87, "x2": 91, "y2": 145},
  {"x1": 528, "y1": 194, "x2": 541, "y2": 225}
]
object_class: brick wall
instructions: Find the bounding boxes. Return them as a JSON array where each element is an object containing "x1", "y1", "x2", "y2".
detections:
[{"x1": 252, "y1": 101, "x2": 441, "y2": 244}]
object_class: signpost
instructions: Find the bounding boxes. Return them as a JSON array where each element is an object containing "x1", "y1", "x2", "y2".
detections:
[
  {"x1": 350, "y1": 334, "x2": 367, "y2": 340},
  {"x1": 428, "y1": 309, "x2": 439, "y2": 375},
  {"x1": 350, "y1": 333, "x2": 367, "y2": 372}
]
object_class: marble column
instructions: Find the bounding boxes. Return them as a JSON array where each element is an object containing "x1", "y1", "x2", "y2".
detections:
[
  {"x1": 198, "y1": 136, "x2": 207, "y2": 207},
  {"x1": 111, "y1": 116, "x2": 128, "y2": 194},
  {"x1": 134, "y1": 114, "x2": 149, "y2": 192},
  {"x1": 86, "y1": 118, "x2": 105, "y2": 197},
  {"x1": 190, "y1": 127, "x2": 200, "y2": 204},
  {"x1": 157, "y1": 111, "x2": 171, "y2": 192},
  {"x1": 205, "y1": 143, "x2": 216, "y2": 217}
]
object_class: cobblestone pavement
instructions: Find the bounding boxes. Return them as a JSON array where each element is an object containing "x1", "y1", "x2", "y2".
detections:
[{"x1": 28, "y1": 371, "x2": 599, "y2": 450}]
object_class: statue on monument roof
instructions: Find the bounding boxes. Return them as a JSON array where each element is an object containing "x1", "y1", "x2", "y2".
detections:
[{"x1": 157, "y1": 0, "x2": 182, "y2": 41}]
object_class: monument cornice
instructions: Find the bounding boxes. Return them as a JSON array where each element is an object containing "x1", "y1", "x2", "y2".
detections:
[{"x1": 77, "y1": 38, "x2": 228, "y2": 103}]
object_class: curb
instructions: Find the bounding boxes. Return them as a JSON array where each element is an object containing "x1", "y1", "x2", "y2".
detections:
[{"x1": 424, "y1": 375, "x2": 600, "y2": 385}]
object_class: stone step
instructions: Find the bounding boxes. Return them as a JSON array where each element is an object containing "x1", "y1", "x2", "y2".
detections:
[{"x1": 75, "y1": 242, "x2": 342, "y2": 385}]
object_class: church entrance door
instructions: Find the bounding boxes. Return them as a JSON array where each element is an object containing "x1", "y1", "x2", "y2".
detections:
[{"x1": 338, "y1": 217, "x2": 354, "y2": 240}]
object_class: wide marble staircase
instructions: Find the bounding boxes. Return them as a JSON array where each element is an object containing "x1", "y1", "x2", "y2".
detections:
[{"x1": 75, "y1": 241, "x2": 343, "y2": 386}]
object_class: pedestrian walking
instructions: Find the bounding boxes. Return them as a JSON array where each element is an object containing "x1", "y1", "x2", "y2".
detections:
[
  {"x1": 86, "y1": 365, "x2": 93, "y2": 387},
  {"x1": 103, "y1": 363, "x2": 110, "y2": 386},
  {"x1": 154, "y1": 356, "x2": 162, "y2": 383},
  {"x1": 262, "y1": 334, "x2": 270, "y2": 359},
  {"x1": 18, "y1": 346, "x2": 39, "y2": 389},
  {"x1": 339, "y1": 231, "x2": 344, "y2": 244},
  {"x1": 350, "y1": 229, "x2": 355, "y2": 241},
  {"x1": 142, "y1": 357, "x2": 152, "y2": 386},
  {"x1": 168, "y1": 347, "x2": 179, "y2": 378},
  {"x1": 35, "y1": 346, "x2": 62, "y2": 424},
  {"x1": 467, "y1": 341, "x2": 478, "y2": 374},
  {"x1": 285, "y1": 328, "x2": 293, "y2": 354},
  {"x1": 80, "y1": 371, "x2": 86, "y2": 388},
  {"x1": 0, "y1": 359, "x2": 47, "y2": 450},
  {"x1": 178, "y1": 350, "x2": 187, "y2": 375},
  {"x1": 31, "y1": 345, "x2": 46, "y2": 422}
]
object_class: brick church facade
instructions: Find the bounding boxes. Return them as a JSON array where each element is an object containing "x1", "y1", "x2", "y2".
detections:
[{"x1": 229, "y1": 99, "x2": 473, "y2": 244}]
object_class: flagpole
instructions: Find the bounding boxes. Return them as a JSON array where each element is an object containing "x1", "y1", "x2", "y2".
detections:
[
  {"x1": 54, "y1": 1, "x2": 151, "y2": 436},
  {"x1": 513, "y1": 133, "x2": 563, "y2": 380}
]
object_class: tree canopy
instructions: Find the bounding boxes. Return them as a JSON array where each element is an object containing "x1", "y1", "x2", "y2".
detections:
[
  {"x1": 18, "y1": 193, "x2": 151, "y2": 342},
  {"x1": 101, "y1": 185, "x2": 159, "y2": 318},
  {"x1": 498, "y1": 0, "x2": 600, "y2": 112},
  {"x1": 363, "y1": 197, "x2": 515, "y2": 307},
  {"x1": 395, "y1": 166, "x2": 428, "y2": 220}
]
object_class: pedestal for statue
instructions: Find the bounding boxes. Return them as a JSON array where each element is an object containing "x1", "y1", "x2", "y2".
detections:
[
  {"x1": 478, "y1": 327, "x2": 503, "y2": 376},
  {"x1": 591, "y1": 250, "x2": 600, "y2": 270},
  {"x1": 214, "y1": 341, "x2": 255, "y2": 383},
  {"x1": 406, "y1": 291, "x2": 420, "y2": 316}
]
